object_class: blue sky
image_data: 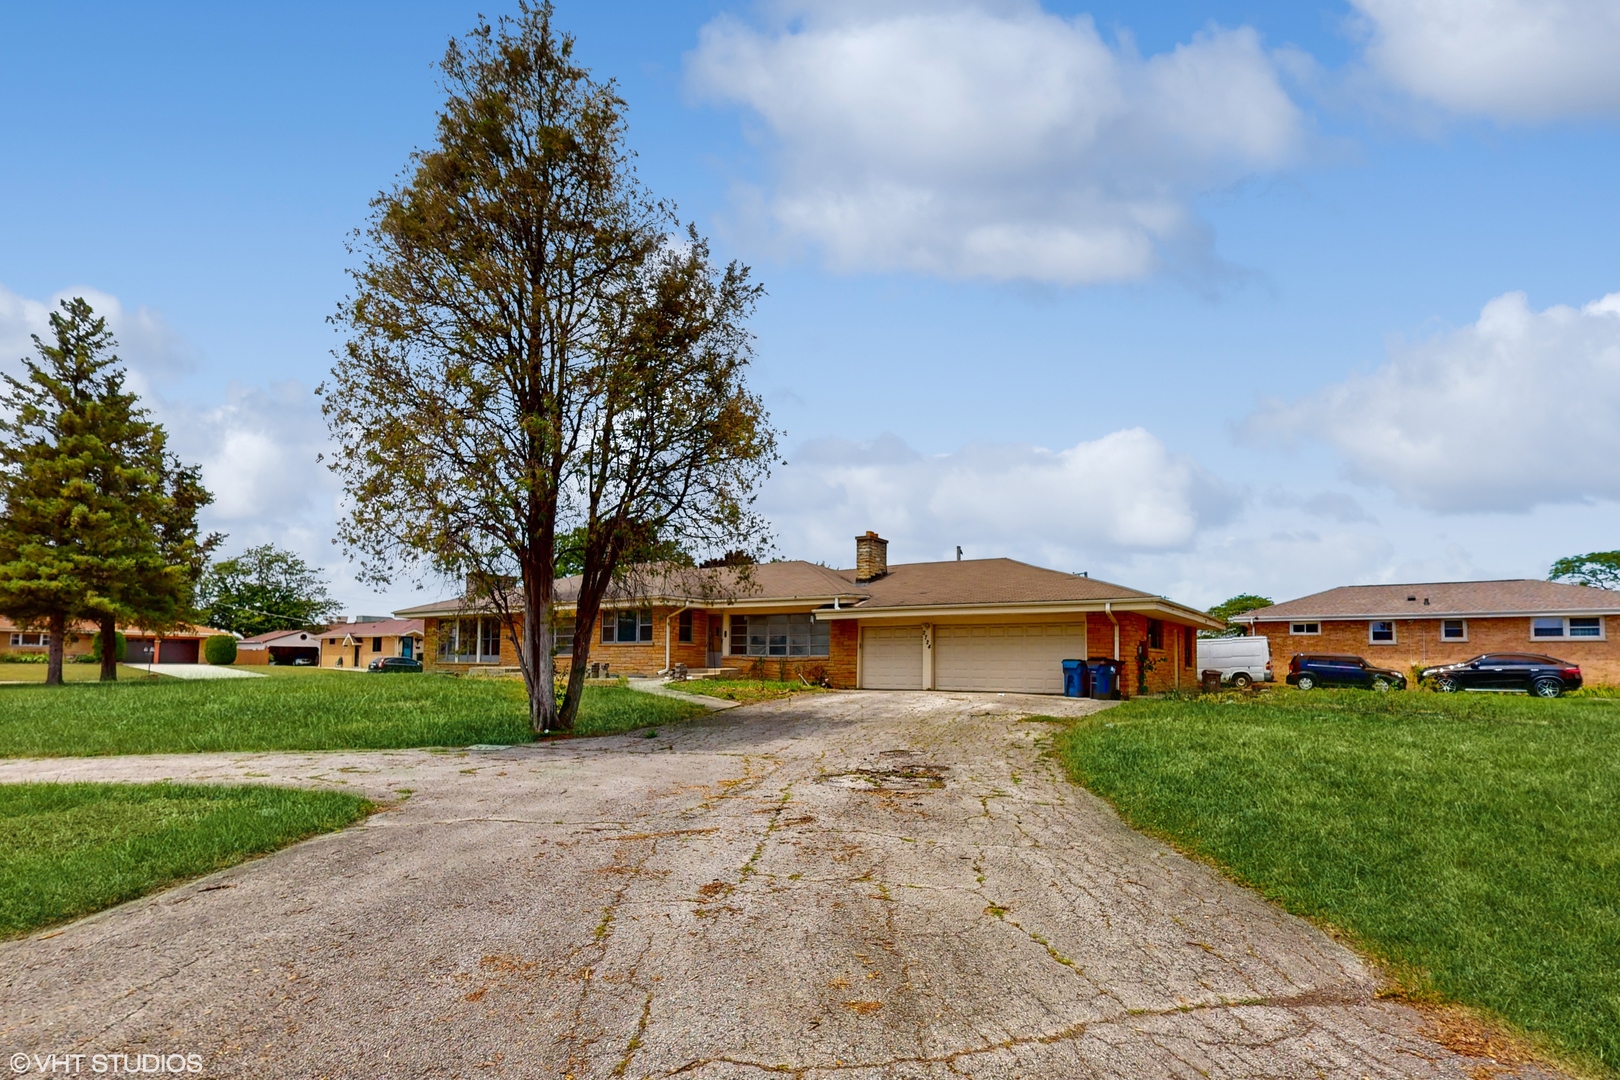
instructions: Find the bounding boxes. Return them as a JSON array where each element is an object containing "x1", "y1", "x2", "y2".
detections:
[{"x1": 3, "y1": 0, "x2": 1619, "y2": 613}]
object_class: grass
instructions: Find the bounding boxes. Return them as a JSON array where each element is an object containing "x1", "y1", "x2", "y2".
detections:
[
  {"x1": 668, "y1": 678, "x2": 829, "y2": 705},
  {"x1": 1056, "y1": 688, "x2": 1620, "y2": 1075},
  {"x1": 0, "y1": 676, "x2": 708, "y2": 756},
  {"x1": 0, "y1": 662, "x2": 166, "y2": 683},
  {"x1": 0, "y1": 781, "x2": 371, "y2": 937}
]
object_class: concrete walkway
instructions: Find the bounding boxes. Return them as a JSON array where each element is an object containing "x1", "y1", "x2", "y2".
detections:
[
  {"x1": 0, "y1": 692, "x2": 1556, "y2": 1078},
  {"x1": 128, "y1": 662, "x2": 265, "y2": 679},
  {"x1": 626, "y1": 676, "x2": 741, "y2": 710}
]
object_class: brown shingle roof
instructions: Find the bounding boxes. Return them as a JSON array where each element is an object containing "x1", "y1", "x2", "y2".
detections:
[
  {"x1": 845, "y1": 558, "x2": 1157, "y2": 610},
  {"x1": 327, "y1": 619, "x2": 424, "y2": 637},
  {"x1": 1239, "y1": 579, "x2": 1620, "y2": 622}
]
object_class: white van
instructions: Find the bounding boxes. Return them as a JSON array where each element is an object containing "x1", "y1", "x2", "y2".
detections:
[{"x1": 1196, "y1": 636, "x2": 1272, "y2": 688}]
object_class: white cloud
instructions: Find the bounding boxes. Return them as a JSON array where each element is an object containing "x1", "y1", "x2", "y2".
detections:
[
  {"x1": 687, "y1": 1, "x2": 1304, "y2": 284},
  {"x1": 1245, "y1": 289, "x2": 1620, "y2": 513},
  {"x1": 0, "y1": 282, "x2": 194, "y2": 387},
  {"x1": 1350, "y1": 0, "x2": 1620, "y2": 121},
  {"x1": 762, "y1": 428, "x2": 1236, "y2": 571}
]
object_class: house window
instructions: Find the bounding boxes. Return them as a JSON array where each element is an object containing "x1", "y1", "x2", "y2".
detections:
[
  {"x1": 437, "y1": 617, "x2": 501, "y2": 663},
  {"x1": 1290, "y1": 622, "x2": 1320, "y2": 635},
  {"x1": 728, "y1": 614, "x2": 829, "y2": 657},
  {"x1": 554, "y1": 617, "x2": 575, "y2": 657},
  {"x1": 678, "y1": 609, "x2": 694, "y2": 643},
  {"x1": 1146, "y1": 619, "x2": 1164, "y2": 650},
  {"x1": 1183, "y1": 626, "x2": 1195, "y2": 668},
  {"x1": 1441, "y1": 620, "x2": 1467, "y2": 641},
  {"x1": 1533, "y1": 616, "x2": 1605, "y2": 640},
  {"x1": 1369, "y1": 621, "x2": 1396, "y2": 643},
  {"x1": 8, "y1": 632, "x2": 48, "y2": 647},
  {"x1": 372, "y1": 637, "x2": 383, "y2": 652},
  {"x1": 602, "y1": 610, "x2": 653, "y2": 644}
]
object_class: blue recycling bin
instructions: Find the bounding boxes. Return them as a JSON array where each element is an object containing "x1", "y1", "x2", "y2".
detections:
[
  {"x1": 1089, "y1": 659, "x2": 1118, "y2": 699},
  {"x1": 1061, "y1": 659, "x2": 1088, "y2": 698}
]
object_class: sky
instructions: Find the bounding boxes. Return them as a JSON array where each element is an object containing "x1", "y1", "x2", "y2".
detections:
[{"x1": 2, "y1": 0, "x2": 1618, "y2": 615}]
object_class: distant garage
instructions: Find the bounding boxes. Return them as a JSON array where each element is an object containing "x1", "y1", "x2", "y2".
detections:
[{"x1": 859, "y1": 622, "x2": 1089, "y2": 694}]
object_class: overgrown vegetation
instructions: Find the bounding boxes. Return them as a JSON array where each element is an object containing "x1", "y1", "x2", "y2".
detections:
[
  {"x1": 0, "y1": 782, "x2": 370, "y2": 937},
  {"x1": 668, "y1": 678, "x2": 827, "y2": 705},
  {"x1": 0, "y1": 676, "x2": 706, "y2": 756},
  {"x1": 1056, "y1": 689, "x2": 1620, "y2": 1075}
]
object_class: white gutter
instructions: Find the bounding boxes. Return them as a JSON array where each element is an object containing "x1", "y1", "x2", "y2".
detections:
[
  {"x1": 1236, "y1": 608, "x2": 1620, "y2": 623},
  {"x1": 1105, "y1": 602, "x2": 1119, "y2": 660}
]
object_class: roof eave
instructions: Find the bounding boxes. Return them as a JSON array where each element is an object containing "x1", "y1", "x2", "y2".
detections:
[
  {"x1": 1238, "y1": 607, "x2": 1620, "y2": 623},
  {"x1": 816, "y1": 597, "x2": 1225, "y2": 631}
]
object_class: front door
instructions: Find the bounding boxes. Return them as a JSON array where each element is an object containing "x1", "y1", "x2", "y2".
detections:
[
  {"x1": 354, "y1": 644, "x2": 361, "y2": 667},
  {"x1": 708, "y1": 615, "x2": 723, "y2": 668}
]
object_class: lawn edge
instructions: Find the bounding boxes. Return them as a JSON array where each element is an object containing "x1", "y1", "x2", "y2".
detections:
[{"x1": 1051, "y1": 711, "x2": 1605, "y2": 1080}]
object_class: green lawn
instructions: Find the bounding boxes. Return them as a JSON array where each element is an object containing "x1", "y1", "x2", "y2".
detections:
[
  {"x1": 0, "y1": 676, "x2": 707, "y2": 756},
  {"x1": 0, "y1": 781, "x2": 370, "y2": 937},
  {"x1": 1057, "y1": 689, "x2": 1620, "y2": 1075},
  {"x1": 0, "y1": 662, "x2": 166, "y2": 683}
]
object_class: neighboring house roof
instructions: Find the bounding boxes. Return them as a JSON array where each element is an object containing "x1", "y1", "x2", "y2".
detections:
[
  {"x1": 238, "y1": 628, "x2": 326, "y2": 647},
  {"x1": 0, "y1": 617, "x2": 234, "y2": 638},
  {"x1": 394, "y1": 558, "x2": 1222, "y2": 630},
  {"x1": 321, "y1": 619, "x2": 425, "y2": 639},
  {"x1": 1235, "y1": 580, "x2": 1620, "y2": 623}
]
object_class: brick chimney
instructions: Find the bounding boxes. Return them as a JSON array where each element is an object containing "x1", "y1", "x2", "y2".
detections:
[{"x1": 855, "y1": 531, "x2": 888, "y2": 583}]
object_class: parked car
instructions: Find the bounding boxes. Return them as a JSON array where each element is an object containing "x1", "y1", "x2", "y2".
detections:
[
  {"x1": 292, "y1": 657, "x2": 315, "y2": 666},
  {"x1": 369, "y1": 656, "x2": 424, "y2": 673},
  {"x1": 1195, "y1": 636, "x2": 1272, "y2": 688},
  {"x1": 1420, "y1": 654, "x2": 1580, "y2": 697},
  {"x1": 1286, "y1": 654, "x2": 1406, "y2": 691}
]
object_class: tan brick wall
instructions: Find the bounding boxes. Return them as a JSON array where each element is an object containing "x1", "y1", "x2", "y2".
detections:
[{"x1": 1252, "y1": 616, "x2": 1620, "y2": 687}]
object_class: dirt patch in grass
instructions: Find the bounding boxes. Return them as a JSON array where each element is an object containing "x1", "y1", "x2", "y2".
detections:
[{"x1": 667, "y1": 678, "x2": 828, "y2": 705}]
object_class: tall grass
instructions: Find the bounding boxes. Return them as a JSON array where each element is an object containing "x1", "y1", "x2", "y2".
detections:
[
  {"x1": 0, "y1": 782, "x2": 370, "y2": 936},
  {"x1": 1058, "y1": 690, "x2": 1620, "y2": 1075},
  {"x1": 0, "y1": 676, "x2": 706, "y2": 756}
]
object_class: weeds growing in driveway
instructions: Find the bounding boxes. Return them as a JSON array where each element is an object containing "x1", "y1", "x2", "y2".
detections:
[
  {"x1": 667, "y1": 679, "x2": 827, "y2": 705},
  {"x1": 1055, "y1": 689, "x2": 1620, "y2": 1076},
  {"x1": 0, "y1": 677, "x2": 706, "y2": 756},
  {"x1": 0, "y1": 782, "x2": 371, "y2": 937}
]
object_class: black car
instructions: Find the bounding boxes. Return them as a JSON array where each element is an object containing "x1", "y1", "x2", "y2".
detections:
[
  {"x1": 368, "y1": 656, "x2": 424, "y2": 673},
  {"x1": 1420, "y1": 654, "x2": 1581, "y2": 697},
  {"x1": 1286, "y1": 653, "x2": 1406, "y2": 691}
]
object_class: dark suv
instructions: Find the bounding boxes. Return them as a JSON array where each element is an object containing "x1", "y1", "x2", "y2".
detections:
[
  {"x1": 1287, "y1": 654, "x2": 1407, "y2": 691},
  {"x1": 1420, "y1": 654, "x2": 1581, "y2": 697},
  {"x1": 368, "y1": 656, "x2": 424, "y2": 673}
]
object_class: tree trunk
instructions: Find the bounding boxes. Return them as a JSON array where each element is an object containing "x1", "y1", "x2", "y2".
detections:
[
  {"x1": 45, "y1": 611, "x2": 66, "y2": 686},
  {"x1": 522, "y1": 568, "x2": 558, "y2": 733},
  {"x1": 99, "y1": 613, "x2": 118, "y2": 682},
  {"x1": 555, "y1": 593, "x2": 601, "y2": 733}
]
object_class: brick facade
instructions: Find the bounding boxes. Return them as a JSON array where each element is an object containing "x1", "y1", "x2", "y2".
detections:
[{"x1": 1252, "y1": 615, "x2": 1620, "y2": 687}]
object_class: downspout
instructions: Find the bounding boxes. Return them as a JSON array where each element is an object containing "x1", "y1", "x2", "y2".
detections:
[
  {"x1": 662, "y1": 604, "x2": 692, "y2": 676},
  {"x1": 1105, "y1": 603, "x2": 1119, "y2": 660}
]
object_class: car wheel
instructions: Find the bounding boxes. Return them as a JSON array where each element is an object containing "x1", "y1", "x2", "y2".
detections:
[
  {"x1": 1231, "y1": 672, "x2": 1253, "y2": 689},
  {"x1": 1294, "y1": 674, "x2": 1315, "y2": 691},
  {"x1": 1435, "y1": 675, "x2": 1459, "y2": 693},
  {"x1": 1371, "y1": 676, "x2": 1391, "y2": 692},
  {"x1": 1532, "y1": 677, "x2": 1563, "y2": 698}
]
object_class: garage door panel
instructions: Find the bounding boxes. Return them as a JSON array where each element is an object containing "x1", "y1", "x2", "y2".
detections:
[
  {"x1": 935, "y1": 623, "x2": 1085, "y2": 694},
  {"x1": 861, "y1": 626, "x2": 924, "y2": 690}
]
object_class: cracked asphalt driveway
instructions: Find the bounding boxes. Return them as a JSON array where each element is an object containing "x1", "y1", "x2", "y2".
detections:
[{"x1": 0, "y1": 691, "x2": 1557, "y2": 1078}]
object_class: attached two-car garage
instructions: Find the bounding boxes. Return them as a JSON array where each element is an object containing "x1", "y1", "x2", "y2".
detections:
[{"x1": 859, "y1": 622, "x2": 1089, "y2": 694}]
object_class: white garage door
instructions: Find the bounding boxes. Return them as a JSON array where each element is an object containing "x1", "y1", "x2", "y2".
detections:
[
  {"x1": 935, "y1": 623, "x2": 1087, "y2": 694},
  {"x1": 861, "y1": 625, "x2": 925, "y2": 689}
]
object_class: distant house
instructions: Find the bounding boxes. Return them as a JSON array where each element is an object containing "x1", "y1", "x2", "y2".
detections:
[
  {"x1": 235, "y1": 627, "x2": 324, "y2": 666},
  {"x1": 319, "y1": 618, "x2": 425, "y2": 670},
  {"x1": 1232, "y1": 579, "x2": 1620, "y2": 685},
  {"x1": 0, "y1": 617, "x2": 232, "y2": 664},
  {"x1": 394, "y1": 531, "x2": 1223, "y2": 696}
]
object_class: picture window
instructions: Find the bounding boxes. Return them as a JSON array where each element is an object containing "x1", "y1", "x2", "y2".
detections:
[
  {"x1": 728, "y1": 613, "x2": 829, "y2": 657},
  {"x1": 1533, "y1": 616, "x2": 1605, "y2": 640},
  {"x1": 8, "y1": 632, "x2": 48, "y2": 647},
  {"x1": 602, "y1": 610, "x2": 653, "y2": 644}
]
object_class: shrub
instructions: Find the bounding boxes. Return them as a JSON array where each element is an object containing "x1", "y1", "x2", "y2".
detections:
[
  {"x1": 90, "y1": 631, "x2": 127, "y2": 663},
  {"x1": 1, "y1": 653, "x2": 48, "y2": 664},
  {"x1": 203, "y1": 635, "x2": 238, "y2": 666}
]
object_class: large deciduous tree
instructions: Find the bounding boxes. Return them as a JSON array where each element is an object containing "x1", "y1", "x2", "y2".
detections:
[
  {"x1": 323, "y1": 3, "x2": 777, "y2": 732},
  {"x1": 0, "y1": 298, "x2": 219, "y2": 684},
  {"x1": 1550, "y1": 552, "x2": 1620, "y2": 591},
  {"x1": 1204, "y1": 593, "x2": 1273, "y2": 638},
  {"x1": 197, "y1": 544, "x2": 342, "y2": 637}
]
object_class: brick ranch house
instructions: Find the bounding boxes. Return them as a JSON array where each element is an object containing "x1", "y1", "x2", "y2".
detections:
[
  {"x1": 316, "y1": 618, "x2": 425, "y2": 670},
  {"x1": 1231, "y1": 579, "x2": 1620, "y2": 686},
  {"x1": 395, "y1": 532, "x2": 1222, "y2": 696},
  {"x1": 0, "y1": 616, "x2": 231, "y2": 664}
]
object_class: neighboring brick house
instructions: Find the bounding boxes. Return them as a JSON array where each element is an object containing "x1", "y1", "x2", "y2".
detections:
[
  {"x1": 235, "y1": 627, "x2": 324, "y2": 666},
  {"x1": 395, "y1": 532, "x2": 1221, "y2": 696},
  {"x1": 318, "y1": 618, "x2": 425, "y2": 670},
  {"x1": 0, "y1": 617, "x2": 233, "y2": 664},
  {"x1": 1232, "y1": 580, "x2": 1620, "y2": 686}
]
